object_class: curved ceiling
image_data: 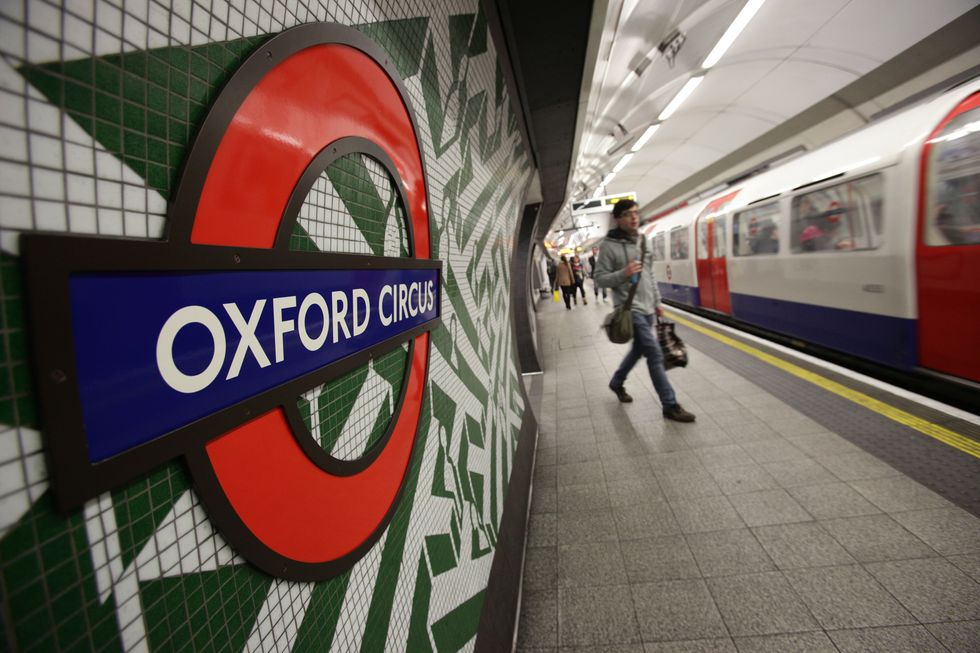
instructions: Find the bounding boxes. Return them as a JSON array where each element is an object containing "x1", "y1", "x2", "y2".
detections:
[{"x1": 551, "y1": 0, "x2": 979, "y2": 241}]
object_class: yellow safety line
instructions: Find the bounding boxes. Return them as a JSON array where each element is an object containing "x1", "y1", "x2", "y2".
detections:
[{"x1": 666, "y1": 311, "x2": 980, "y2": 460}]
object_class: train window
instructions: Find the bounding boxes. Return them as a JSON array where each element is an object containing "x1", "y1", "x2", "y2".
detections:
[
  {"x1": 652, "y1": 233, "x2": 665, "y2": 260},
  {"x1": 790, "y1": 174, "x2": 883, "y2": 253},
  {"x1": 696, "y1": 219, "x2": 708, "y2": 259},
  {"x1": 670, "y1": 226, "x2": 689, "y2": 260},
  {"x1": 713, "y1": 218, "x2": 727, "y2": 257},
  {"x1": 925, "y1": 107, "x2": 980, "y2": 246},
  {"x1": 733, "y1": 203, "x2": 780, "y2": 256}
]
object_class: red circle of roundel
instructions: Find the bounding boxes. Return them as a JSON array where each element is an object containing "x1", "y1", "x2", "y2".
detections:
[{"x1": 175, "y1": 25, "x2": 432, "y2": 579}]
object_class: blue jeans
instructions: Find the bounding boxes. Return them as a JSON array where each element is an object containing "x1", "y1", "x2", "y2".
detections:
[{"x1": 610, "y1": 312, "x2": 677, "y2": 408}]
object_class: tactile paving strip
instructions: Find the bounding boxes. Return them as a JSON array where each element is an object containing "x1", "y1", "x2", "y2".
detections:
[{"x1": 673, "y1": 318, "x2": 980, "y2": 517}]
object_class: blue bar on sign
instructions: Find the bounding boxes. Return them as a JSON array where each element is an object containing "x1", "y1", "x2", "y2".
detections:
[{"x1": 69, "y1": 268, "x2": 439, "y2": 462}]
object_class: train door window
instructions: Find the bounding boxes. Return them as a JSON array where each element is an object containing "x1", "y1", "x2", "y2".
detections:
[
  {"x1": 790, "y1": 174, "x2": 883, "y2": 253},
  {"x1": 925, "y1": 106, "x2": 980, "y2": 246},
  {"x1": 670, "y1": 226, "x2": 689, "y2": 259},
  {"x1": 696, "y1": 219, "x2": 709, "y2": 259},
  {"x1": 652, "y1": 233, "x2": 665, "y2": 260},
  {"x1": 733, "y1": 203, "x2": 780, "y2": 256},
  {"x1": 713, "y1": 217, "x2": 727, "y2": 257}
]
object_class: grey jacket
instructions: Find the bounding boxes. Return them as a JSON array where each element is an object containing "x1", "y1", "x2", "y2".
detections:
[{"x1": 594, "y1": 228, "x2": 662, "y2": 315}]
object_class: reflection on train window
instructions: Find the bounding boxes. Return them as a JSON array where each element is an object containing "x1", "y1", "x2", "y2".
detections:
[
  {"x1": 696, "y1": 218, "x2": 709, "y2": 259},
  {"x1": 652, "y1": 233, "x2": 665, "y2": 260},
  {"x1": 713, "y1": 218, "x2": 727, "y2": 258},
  {"x1": 790, "y1": 174, "x2": 883, "y2": 253},
  {"x1": 734, "y1": 203, "x2": 780, "y2": 256},
  {"x1": 926, "y1": 107, "x2": 980, "y2": 246},
  {"x1": 669, "y1": 226, "x2": 689, "y2": 260}
]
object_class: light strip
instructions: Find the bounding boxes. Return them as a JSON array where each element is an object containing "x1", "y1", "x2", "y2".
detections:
[
  {"x1": 602, "y1": 172, "x2": 616, "y2": 186},
  {"x1": 631, "y1": 124, "x2": 660, "y2": 152},
  {"x1": 612, "y1": 153, "x2": 634, "y2": 173},
  {"x1": 658, "y1": 76, "x2": 704, "y2": 120},
  {"x1": 702, "y1": 0, "x2": 766, "y2": 69}
]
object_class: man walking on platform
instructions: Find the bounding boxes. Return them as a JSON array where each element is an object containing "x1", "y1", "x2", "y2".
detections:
[{"x1": 594, "y1": 200, "x2": 696, "y2": 422}]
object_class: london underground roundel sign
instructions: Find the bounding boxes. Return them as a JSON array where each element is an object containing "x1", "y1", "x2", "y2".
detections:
[{"x1": 22, "y1": 24, "x2": 440, "y2": 580}]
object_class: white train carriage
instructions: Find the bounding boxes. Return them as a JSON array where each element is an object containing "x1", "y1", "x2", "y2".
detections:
[{"x1": 643, "y1": 77, "x2": 980, "y2": 383}]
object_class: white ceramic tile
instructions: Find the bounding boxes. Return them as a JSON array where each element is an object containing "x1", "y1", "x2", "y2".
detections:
[
  {"x1": 98, "y1": 207, "x2": 123, "y2": 234},
  {"x1": 35, "y1": 199, "x2": 68, "y2": 230},
  {"x1": 123, "y1": 210, "x2": 147, "y2": 236},
  {"x1": 67, "y1": 202, "x2": 97, "y2": 231},
  {"x1": 67, "y1": 174, "x2": 96, "y2": 204}
]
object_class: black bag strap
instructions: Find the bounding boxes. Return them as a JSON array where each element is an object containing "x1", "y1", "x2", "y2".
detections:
[{"x1": 622, "y1": 236, "x2": 646, "y2": 311}]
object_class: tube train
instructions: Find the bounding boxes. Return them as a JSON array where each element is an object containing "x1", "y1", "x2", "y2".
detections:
[{"x1": 641, "y1": 77, "x2": 979, "y2": 386}]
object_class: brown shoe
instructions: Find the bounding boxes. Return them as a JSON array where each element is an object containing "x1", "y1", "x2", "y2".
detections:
[{"x1": 663, "y1": 403, "x2": 695, "y2": 422}]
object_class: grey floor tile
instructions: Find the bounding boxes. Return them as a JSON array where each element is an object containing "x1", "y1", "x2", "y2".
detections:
[
  {"x1": 524, "y1": 546, "x2": 558, "y2": 591},
  {"x1": 631, "y1": 579, "x2": 728, "y2": 642},
  {"x1": 784, "y1": 565, "x2": 915, "y2": 630},
  {"x1": 761, "y1": 459, "x2": 838, "y2": 489},
  {"x1": 559, "y1": 442, "x2": 601, "y2": 465},
  {"x1": 657, "y1": 469, "x2": 724, "y2": 500},
  {"x1": 787, "y1": 433, "x2": 861, "y2": 457},
  {"x1": 788, "y1": 483, "x2": 880, "y2": 520},
  {"x1": 602, "y1": 438, "x2": 657, "y2": 461},
  {"x1": 819, "y1": 514, "x2": 935, "y2": 562},
  {"x1": 558, "y1": 542, "x2": 628, "y2": 588},
  {"x1": 529, "y1": 512, "x2": 558, "y2": 548},
  {"x1": 560, "y1": 585, "x2": 642, "y2": 647},
  {"x1": 683, "y1": 428, "x2": 736, "y2": 450},
  {"x1": 865, "y1": 557, "x2": 980, "y2": 622},
  {"x1": 650, "y1": 451, "x2": 706, "y2": 473},
  {"x1": 614, "y1": 502, "x2": 681, "y2": 541},
  {"x1": 740, "y1": 439, "x2": 808, "y2": 465},
  {"x1": 558, "y1": 509, "x2": 620, "y2": 546},
  {"x1": 828, "y1": 625, "x2": 947, "y2": 653},
  {"x1": 536, "y1": 463, "x2": 559, "y2": 488},
  {"x1": 732, "y1": 631, "x2": 837, "y2": 652},
  {"x1": 696, "y1": 444, "x2": 756, "y2": 469},
  {"x1": 752, "y1": 522, "x2": 855, "y2": 569},
  {"x1": 558, "y1": 482, "x2": 612, "y2": 513},
  {"x1": 621, "y1": 535, "x2": 702, "y2": 583},
  {"x1": 890, "y1": 507, "x2": 980, "y2": 556},
  {"x1": 816, "y1": 451, "x2": 900, "y2": 481},
  {"x1": 925, "y1": 620, "x2": 980, "y2": 653},
  {"x1": 558, "y1": 461, "x2": 608, "y2": 487},
  {"x1": 568, "y1": 645, "x2": 645, "y2": 653},
  {"x1": 603, "y1": 456, "x2": 656, "y2": 482},
  {"x1": 728, "y1": 489, "x2": 812, "y2": 527},
  {"x1": 706, "y1": 571, "x2": 819, "y2": 637},
  {"x1": 517, "y1": 589, "x2": 558, "y2": 649},
  {"x1": 537, "y1": 446, "x2": 558, "y2": 467},
  {"x1": 765, "y1": 416, "x2": 827, "y2": 437},
  {"x1": 723, "y1": 422, "x2": 781, "y2": 444},
  {"x1": 671, "y1": 496, "x2": 745, "y2": 533},
  {"x1": 708, "y1": 464, "x2": 779, "y2": 496},
  {"x1": 849, "y1": 477, "x2": 950, "y2": 513},
  {"x1": 643, "y1": 638, "x2": 736, "y2": 652},
  {"x1": 947, "y1": 553, "x2": 980, "y2": 583},
  {"x1": 534, "y1": 486, "x2": 558, "y2": 514},
  {"x1": 685, "y1": 529, "x2": 775, "y2": 577},
  {"x1": 607, "y1": 479, "x2": 665, "y2": 508}
]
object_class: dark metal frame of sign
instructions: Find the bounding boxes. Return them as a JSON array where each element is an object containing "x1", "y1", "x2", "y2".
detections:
[{"x1": 22, "y1": 23, "x2": 441, "y2": 581}]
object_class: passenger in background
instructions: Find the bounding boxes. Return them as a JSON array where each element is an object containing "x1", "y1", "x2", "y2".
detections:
[
  {"x1": 751, "y1": 223, "x2": 779, "y2": 254},
  {"x1": 571, "y1": 255, "x2": 588, "y2": 305},
  {"x1": 554, "y1": 255, "x2": 576, "y2": 310},
  {"x1": 589, "y1": 247, "x2": 608, "y2": 302},
  {"x1": 595, "y1": 200, "x2": 696, "y2": 422},
  {"x1": 546, "y1": 257, "x2": 557, "y2": 290}
]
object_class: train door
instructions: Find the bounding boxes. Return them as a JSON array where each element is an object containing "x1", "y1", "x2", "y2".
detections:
[
  {"x1": 695, "y1": 191, "x2": 739, "y2": 313},
  {"x1": 916, "y1": 93, "x2": 980, "y2": 383}
]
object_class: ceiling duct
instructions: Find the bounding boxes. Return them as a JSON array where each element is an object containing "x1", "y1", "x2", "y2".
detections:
[{"x1": 657, "y1": 29, "x2": 686, "y2": 68}]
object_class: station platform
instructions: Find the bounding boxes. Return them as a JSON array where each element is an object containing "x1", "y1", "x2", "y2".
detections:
[{"x1": 517, "y1": 296, "x2": 980, "y2": 652}]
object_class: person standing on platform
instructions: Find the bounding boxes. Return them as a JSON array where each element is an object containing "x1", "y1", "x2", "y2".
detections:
[
  {"x1": 594, "y1": 200, "x2": 696, "y2": 422},
  {"x1": 554, "y1": 255, "x2": 576, "y2": 310},
  {"x1": 588, "y1": 247, "x2": 607, "y2": 302},
  {"x1": 571, "y1": 255, "x2": 588, "y2": 305}
]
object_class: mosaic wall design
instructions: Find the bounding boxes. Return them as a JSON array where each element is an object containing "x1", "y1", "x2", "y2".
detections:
[{"x1": 0, "y1": 1, "x2": 532, "y2": 651}]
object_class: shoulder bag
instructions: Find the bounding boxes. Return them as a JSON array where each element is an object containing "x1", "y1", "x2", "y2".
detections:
[{"x1": 602, "y1": 237, "x2": 645, "y2": 344}]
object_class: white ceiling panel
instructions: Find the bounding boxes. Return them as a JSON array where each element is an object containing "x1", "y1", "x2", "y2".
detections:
[
  {"x1": 733, "y1": 60, "x2": 857, "y2": 119},
  {"x1": 810, "y1": 0, "x2": 977, "y2": 61},
  {"x1": 689, "y1": 111, "x2": 776, "y2": 152},
  {"x1": 723, "y1": 0, "x2": 850, "y2": 60}
]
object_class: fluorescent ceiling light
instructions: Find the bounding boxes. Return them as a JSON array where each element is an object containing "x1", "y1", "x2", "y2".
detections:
[
  {"x1": 602, "y1": 172, "x2": 616, "y2": 186},
  {"x1": 631, "y1": 124, "x2": 660, "y2": 152},
  {"x1": 702, "y1": 0, "x2": 766, "y2": 69},
  {"x1": 658, "y1": 76, "x2": 703, "y2": 121},
  {"x1": 592, "y1": 186, "x2": 604, "y2": 198},
  {"x1": 612, "y1": 153, "x2": 634, "y2": 173}
]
